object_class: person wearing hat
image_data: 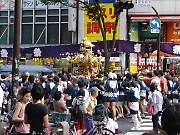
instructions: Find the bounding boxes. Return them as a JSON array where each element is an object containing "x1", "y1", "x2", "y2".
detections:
[
  {"x1": 95, "y1": 74, "x2": 104, "y2": 104},
  {"x1": 82, "y1": 87, "x2": 99, "y2": 135}
]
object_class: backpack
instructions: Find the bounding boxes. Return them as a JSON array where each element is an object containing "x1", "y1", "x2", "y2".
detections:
[{"x1": 73, "y1": 96, "x2": 84, "y2": 118}]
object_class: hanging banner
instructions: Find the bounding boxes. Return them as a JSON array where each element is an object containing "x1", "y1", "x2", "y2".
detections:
[
  {"x1": 84, "y1": 4, "x2": 120, "y2": 42},
  {"x1": 130, "y1": 22, "x2": 139, "y2": 42}
]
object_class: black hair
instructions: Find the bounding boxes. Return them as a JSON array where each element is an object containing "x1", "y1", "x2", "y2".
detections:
[
  {"x1": 54, "y1": 91, "x2": 61, "y2": 101},
  {"x1": 31, "y1": 83, "x2": 44, "y2": 102},
  {"x1": 142, "y1": 129, "x2": 167, "y2": 135},
  {"x1": 132, "y1": 74, "x2": 138, "y2": 81},
  {"x1": 159, "y1": 70, "x2": 164, "y2": 76},
  {"x1": 130, "y1": 82, "x2": 137, "y2": 88},
  {"x1": 117, "y1": 74, "x2": 122, "y2": 82},
  {"x1": 126, "y1": 73, "x2": 132, "y2": 81},
  {"x1": 53, "y1": 76, "x2": 59, "y2": 83},
  {"x1": 150, "y1": 83, "x2": 157, "y2": 92},
  {"x1": 153, "y1": 70, "x2": 159, "y2": 76},
  {"x1": 21, "y1": 87, "x2": 31, "y2": 97},
  {"x1": 21, "y1": 75, "x2": 27, "y2": 83},
  {"x1": 61, "y1": 75, "x2": 66, "y2": 81},
  {"x1": 161, "y1": 104, "x2": 180, "y2": 135},
  {"x1": 78, "y1": 81, "x2": 85, "y2": 88},
  {"x1": 147, "y1": 72, "x2": 153, "y2": 78},
  {"x1": 76, "y1": 89, "x2": 85, "y2": 97},
  {"x1": 28, "y1": 75, "x2": 34, "y2": 84}
]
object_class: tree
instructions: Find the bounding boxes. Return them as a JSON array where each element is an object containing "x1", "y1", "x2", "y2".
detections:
[{"x1": 41, "y1": 0, "x2": 121, "y2": 73}]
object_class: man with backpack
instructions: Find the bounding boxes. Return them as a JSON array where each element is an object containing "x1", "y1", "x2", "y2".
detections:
[{"x1": 72, "y1": 89, "x2": 86, "y2": 135}]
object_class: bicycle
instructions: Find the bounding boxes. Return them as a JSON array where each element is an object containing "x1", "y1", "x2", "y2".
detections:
[
  {"x1": 49, "y1": 112, "x2": 78, "y2": 135},
  {"x1": 85, "y1": 115, "x2": 115, "y2": 135}
]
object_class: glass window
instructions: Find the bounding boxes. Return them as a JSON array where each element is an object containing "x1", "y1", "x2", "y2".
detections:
[
  {"x1": 22, "y1": 17, "x2": 33, "y2": 23},
  {"x1": 9, "y1": 25, "x2": 14, "y2": 44},
  {"x1": 60, "y1": 23, "x2": 72, "y2": 44},
  {"x1": 35, "y1": 17, "x2": 46, "y2": 22},
  {"x1": 61, "y1": 16, "x2": 68, "y2": 22},
  {"x1": 34, "y1": 24, "x2": 46, "y2": 44},
  {"x1": 48, "y1": 9, "x2": 59, "y2": 15},
  {"x1": 22, "y1": 24, "x2": 32, "y2": 44},
  {"x1": 47, "y1": 24, "x2": 59, "y2": 44},
  {"x1": 35, "y1": 10, "x2": 46, "y2": 15},
  {"x1": 0, "y1": 25, "x2": 8, "y2": 44},
  {"x1": 0, "y1": 17, "x2": 8, "y2": 23},
  {"x1": 61, "y1": 9, "x2": 68, "y2": 15},
  {"x1": 0, "y1": 11, "x2": 8, "y2": 16},
  {"x1": 22, "y1": 10, "x2": 33, "y2": 16},
  {"x1": 10, "y1": 11, "x2": 14, "y2": 16},
  {"x1": 10, "y1": 18, "x2": 14, "y2": 23},
  {"x1": 48, "y1": 16, "x2": 59, "y2": 22}
]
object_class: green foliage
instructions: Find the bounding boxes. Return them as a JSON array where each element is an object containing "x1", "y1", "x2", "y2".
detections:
[{"x1": 84, "y1": 4, "x2": 103, "y2": 21}]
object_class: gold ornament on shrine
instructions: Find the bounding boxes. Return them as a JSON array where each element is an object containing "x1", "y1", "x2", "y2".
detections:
[{"x1": 66, "y1": 37, "x2": 102, "y2": 77}]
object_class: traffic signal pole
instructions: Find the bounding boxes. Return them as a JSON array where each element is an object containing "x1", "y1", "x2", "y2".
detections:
[{"x1": 12, "y1": 0, "x2": 21, "y2": 97}]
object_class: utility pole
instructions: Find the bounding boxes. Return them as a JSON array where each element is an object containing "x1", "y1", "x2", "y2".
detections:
[
  {"x1": 152, "y1": 6, "x2": 160, "y2": 70},
  {"x1": 12, "y1": 0, "x2": 21, "y2": 98}
]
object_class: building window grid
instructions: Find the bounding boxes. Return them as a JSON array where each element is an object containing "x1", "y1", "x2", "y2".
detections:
[{"x1": 0, "y1": 7, "x2": 72, "y2": 45}]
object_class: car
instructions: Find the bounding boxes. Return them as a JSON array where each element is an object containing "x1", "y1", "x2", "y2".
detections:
[{"x1": 0, "y1": 64, "x2": 57, "y2": 76}]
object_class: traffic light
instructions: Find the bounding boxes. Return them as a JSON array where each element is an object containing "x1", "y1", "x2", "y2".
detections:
[{"x1": 113, "y1": 1, "x2": 134, "y2": 15}]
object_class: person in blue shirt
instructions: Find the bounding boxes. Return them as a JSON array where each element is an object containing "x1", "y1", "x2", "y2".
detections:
[
  {"x1": 102, "y1": 72, "x2": 118, "y2": 120},
  {"x1": 64, "y1": 77, "x2": 78, "y2": 108},
  {"x1": 126, "y1": 82, "x2": 140, "y2": 130}
]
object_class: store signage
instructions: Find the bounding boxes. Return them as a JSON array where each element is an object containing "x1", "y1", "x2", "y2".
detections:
[
  {"x1": 137, "y1": 0, "x2": 151, "y2": 6},
  {"x1": 101, "y1": 57, "x2": 120, "y2": 62},
  {"x1": 167, "y1": 22, "x2": 180, "y2": 44}
]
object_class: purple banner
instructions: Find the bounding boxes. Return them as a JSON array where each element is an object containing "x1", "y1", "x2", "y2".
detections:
[{"x1": 0, "y1": 40, "x2": 179, "y2": 58}]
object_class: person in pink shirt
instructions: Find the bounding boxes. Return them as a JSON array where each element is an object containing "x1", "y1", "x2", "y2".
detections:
[{"x1": 12, "y1": 87, "x2": 31, "y2": 135}]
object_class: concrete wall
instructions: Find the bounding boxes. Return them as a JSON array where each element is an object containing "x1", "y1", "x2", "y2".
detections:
[{"x1": 129, "y1": 0, "x2": 180, "y2": 15}]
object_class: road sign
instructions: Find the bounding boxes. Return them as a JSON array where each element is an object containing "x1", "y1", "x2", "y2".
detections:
[
  {"x1": 151, "y1": 28, "x2": 160, "y2": 33},
  {"x1": 149, "y1": 18, "x2": 161, "y2": 29}
]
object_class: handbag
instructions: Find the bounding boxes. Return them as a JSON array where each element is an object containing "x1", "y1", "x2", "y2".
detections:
[{"x1": 146, "y1": 104, "x2": 154, "y2": 114}]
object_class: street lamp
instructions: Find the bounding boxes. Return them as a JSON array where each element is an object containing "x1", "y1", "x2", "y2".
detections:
[{"x1": 151, "y1": 6, "x2": 160, "y2": 70}]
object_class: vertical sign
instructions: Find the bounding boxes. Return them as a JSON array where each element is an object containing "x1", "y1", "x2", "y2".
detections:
[
  {"x1": 84, "y1": 4, "x2": 120, "y2": 42},
  {"x1": 130, "y1": 22, "x2": 138, "y2": 42}
]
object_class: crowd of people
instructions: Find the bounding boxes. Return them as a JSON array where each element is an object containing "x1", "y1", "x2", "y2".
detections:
[{"x1": 0, "y1": 69, "x2": 180, "y2": 135}]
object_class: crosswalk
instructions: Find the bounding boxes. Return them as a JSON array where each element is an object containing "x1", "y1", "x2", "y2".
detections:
[{"x1": 125, "y1": 115, "x2": 153, "y2": 135}]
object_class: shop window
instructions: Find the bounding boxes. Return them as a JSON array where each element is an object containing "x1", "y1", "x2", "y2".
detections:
[
  {"x1": 34, "y1": 24, "x2": 46, "y2": 44},
  {"x1": 22, "y1": 24, "x2": 33, "y2": 44},
  {"x1": 60, "y1": 23, "x2": 72, "y2": 44},
  {"x1": 47, "y1": 24, "x2": 59, "y2": 44},
  {"x1": 0, "y1": 25, "x2": 8, "y2": 44},
  {"x1": 10, "y1": 11, "x2": 14, "y2": 16},
  {"x1": 9, "y1": 25, "x2": 14, "y2": 44},
  {"x1": 10, "y1": 18, "x2": 14, "y2": 23}
]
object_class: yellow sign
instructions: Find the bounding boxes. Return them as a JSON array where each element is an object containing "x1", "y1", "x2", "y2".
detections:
[
  {"x1": 130, "y1": 65, "x2": 138, "y2": 74},
  {"x1": 84, "y1": 4, "x2": 120, "y2": 42}
]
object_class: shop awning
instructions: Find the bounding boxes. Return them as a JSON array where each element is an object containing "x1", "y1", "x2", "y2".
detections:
[{"x1": 131, "y1": 15, "x2": 180, "y2": 22}]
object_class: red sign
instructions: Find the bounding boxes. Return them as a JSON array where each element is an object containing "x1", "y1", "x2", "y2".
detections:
[{"x1": 167, "y1": 22, "x2": 180, "y2": 44}]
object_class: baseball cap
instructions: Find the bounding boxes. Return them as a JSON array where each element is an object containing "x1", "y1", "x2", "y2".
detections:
[{"x1": 90, "y1": 87, "x2": 100, "y2": 94}]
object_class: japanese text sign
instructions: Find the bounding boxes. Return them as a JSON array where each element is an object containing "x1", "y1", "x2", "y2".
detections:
[
  {"x1": 167, "y1": 22, "x2": 180, "y2": 44},
  {"x1": 84, "y1": 4, "x2": 120, "y2": 42}
]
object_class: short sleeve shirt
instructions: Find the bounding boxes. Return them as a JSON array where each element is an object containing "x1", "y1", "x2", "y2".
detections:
[{"x1": 25, "y1": 102, "x2": 48, "y2": 132}]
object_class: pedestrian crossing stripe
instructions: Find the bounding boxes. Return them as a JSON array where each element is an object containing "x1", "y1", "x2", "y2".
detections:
[
  {"x1": 125, "y1": 132, "x2": 144, "y2": 135},
  {"x1": 130, "y1": 126, "x2": 153, "y2": 131}
]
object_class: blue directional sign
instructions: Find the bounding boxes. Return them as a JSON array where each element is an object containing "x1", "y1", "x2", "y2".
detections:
[{"x1": 149, "y1": 18, "x2": 161, "y2": 29}]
